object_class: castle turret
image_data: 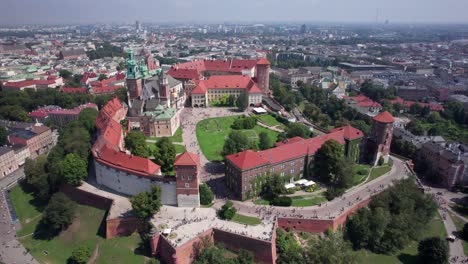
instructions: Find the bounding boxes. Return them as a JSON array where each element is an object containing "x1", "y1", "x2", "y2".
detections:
[
  {"x1": 159, "y1": 71, "x2": 170, "y2": 107},
  {"x1": 174, "y1": 152, "x2": 200, "y2": 207},
  {"x1": 369, "y1": 111, "x2": 395, "y2": 165},
  {"x1": 126, "y1": 49, "x2": 142, "y2": 100},
  {"x1": 256, "y1": 57, "x2": 271, "y2": 96}
]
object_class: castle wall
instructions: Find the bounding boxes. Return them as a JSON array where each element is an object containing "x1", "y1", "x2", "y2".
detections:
[
  {"x1": 95, "y1": 160, "x2": 177, "y2": 205},
  {"x1": 177, "y1": 194, "x2": 200, "y2": 208}
]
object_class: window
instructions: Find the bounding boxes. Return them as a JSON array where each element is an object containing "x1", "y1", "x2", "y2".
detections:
[
  {"x1": 188, "y1": 176, "x2": 192, "y2": 181},
  {"x1": 185, "y1": 183, "x2": 190, "y2": 188}
]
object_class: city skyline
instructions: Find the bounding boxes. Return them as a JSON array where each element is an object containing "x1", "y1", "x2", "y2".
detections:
[{"x1": 2, "y1": 0, "x2": 468, "y2": 25}]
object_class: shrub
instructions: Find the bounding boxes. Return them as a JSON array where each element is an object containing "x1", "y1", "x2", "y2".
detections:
[
  {"x1": 378, "y1": 156, "x2": 385, "y2": 166},
  {"x1": 199, "y1": 184, "x2": 214, "y2": 205},
  {"x1": 69, "y1": 245, "x2": 91, "y2": 264},
  {"x1": 218, "y1": 200, "x2": 237, "y2": 220},
  {"x1": 271, "y1": 196, "x2": 292, "y2": 206},
  {"x1": 358, "y1": 169, "x2": 368, "y2": 176}
]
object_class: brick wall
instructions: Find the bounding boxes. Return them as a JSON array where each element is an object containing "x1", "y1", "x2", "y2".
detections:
[
  {"x1": 106, "y1": 217, "x2": 146, "y2": 239},
  {"x1": 213, "y1": 228, "x2": 276, "y2": 264},
  {"x1": 60, "y1": 184, "x2": 112, "y2": 210}
]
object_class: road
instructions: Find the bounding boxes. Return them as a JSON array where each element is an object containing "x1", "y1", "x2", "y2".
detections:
[{"x1": 0, "y1": 167, "x2": 39, "y2": 264}]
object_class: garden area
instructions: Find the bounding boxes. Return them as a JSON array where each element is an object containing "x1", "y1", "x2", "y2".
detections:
[
  {"x1": 146, "y1": 127, "x2": 185, "y2": 154},
  {"x1": 196, "y1": 116, "x2": 279, "y2": 161},
  {"x1": 256, "y1": 114, "x2": 281, "y2": 127},
  {"x1": 368, "y1": 164, "x2": 392, "y2": 182},
  {"x1": 254, "y1": 193, "x2": 327, "y2": 207},
  {"x1": 9, "y1": 184, "x2": 151, "y2": 264}
]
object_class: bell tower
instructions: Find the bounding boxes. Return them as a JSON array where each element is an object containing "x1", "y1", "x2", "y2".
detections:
[
  {"x1": 126, "y1": 49, "x2": 142, "y2": 100},
  {"x1": 159, "y1": 71, "x2": 170, "y2": 107},
  {"x1": 174, "y1": 152, "x2": 200, "y2": 208}
]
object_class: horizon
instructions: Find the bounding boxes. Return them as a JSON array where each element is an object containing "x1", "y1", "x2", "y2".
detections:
[{"x1": 2, "y1": 0, "x2": 468, "y2": 25}]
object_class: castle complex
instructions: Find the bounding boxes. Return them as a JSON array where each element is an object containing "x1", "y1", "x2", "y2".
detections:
[{"x1": 92, "y1": 98, "x2": 200, "y2": 207}]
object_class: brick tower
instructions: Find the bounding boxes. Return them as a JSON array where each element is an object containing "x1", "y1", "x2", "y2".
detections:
[
  {"x1": 256, "y1": 57, "x2": 271, "y2": 96},
  {"x1": 174, "y1": 152, "x2": 200, "y2": 207},
  {"x1": 369, "y1": 111, "x2": 395, "y2": 165},
  {"x1": 126, "y1": 49, "x2": 142, "y2": 100},
  {"x1": 158, "y1": 71, "x2": 170, "y2": 107}
]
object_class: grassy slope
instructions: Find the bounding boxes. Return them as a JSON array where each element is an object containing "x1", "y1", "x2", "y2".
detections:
[{"x1": 11, "y1": 185, "x2": 148, "y2": 264}]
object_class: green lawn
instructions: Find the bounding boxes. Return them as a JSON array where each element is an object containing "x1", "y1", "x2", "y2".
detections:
[
  {"x1": 290, "y1": 194, "x2": 327, "y2": 207},
  {"x1": 147, "y1": 127, "x2": 183, "y2": 143},
  {"x1": 147, "y1": 142, "x2": 186, "y2": 154},
  {"x1": 448, "y1": 211, "x2": 468, "y2": 256},
  {"x1": 356, "y1": 213, "x2": 447, "y2": 264},
  {"x1": 257, "y1": 115, "x2": 281, "y2": 127},
  {"x1": 253, "y1": 194, "x2": 327, "y2": 207},
  {"x1": 196, "y1": 116, "x2": 279, "y2": 161},
  {"x1": 9, "y1": 184, "x2": 44, "y2": 225},
  {"x1": 10, "y1": 185, "x2": 149, "y2": 264},
  {"x1": 368, "y1": 165, "x2": 392, "y2": 182},
  {"x1": 231, "y1": 213, "x2": 262, "y2": 226},
  {"x1": 352, "y1": 164, "x2": 371, "y2": 186}
]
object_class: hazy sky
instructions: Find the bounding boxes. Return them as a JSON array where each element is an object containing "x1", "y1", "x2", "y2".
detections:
[{"x1": 2, "y1": 0, "x2": 468, "y2": 25}]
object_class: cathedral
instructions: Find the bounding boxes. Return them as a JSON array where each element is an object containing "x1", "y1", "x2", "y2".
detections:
[{"x1": 125, "y1": 49, "x2": 183, "y2": 137}]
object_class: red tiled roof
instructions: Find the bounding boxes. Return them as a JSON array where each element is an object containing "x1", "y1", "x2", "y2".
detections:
[
  {"x1": 96, "y1": 98, "x2": 123, "y2": 130},
  {"x1": 174, "y1": 152, "x2": 200, "y2": 167},
  {"x1": 167, "y1": 58, "x2": 266, "y2": 80},
  {"x1": 373, "y1": 111, "x2": 395, "y2": 123},
  {"x1": 275, "y1": 136, "x2": 304, "y2": 147},
  {"x1": 192, "y1": 75, "x2": 261, "y2": 94},
  {"x1": 226, "y1": 126, "x2": 364, "y2": 170},
  {"x1": 226, "y1": 150, "x2": 270, "y2": 171},
  {"x1": 329, "y1": 125, "x2": 364, "y2": 140},
  {"x1": 389, "y1": 97, "x2": 444, "y2": 111},
  {"x1": 61, "y1": 87, "x2": 87, "y2": 93},
  {"x1": 95, "y1": 144, "x2": 160, "y2": 177},
  {"x1": 91, "y1": 86, "x2": 121, "y2": 95},
  {"x1": 257, "y1": 57, "x2": 271, "y2": 65}
]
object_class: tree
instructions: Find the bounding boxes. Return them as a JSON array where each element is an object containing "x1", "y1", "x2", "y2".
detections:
[
  {"x1": 199, "y1": 184, "x2": 214, "y2": 205},
  {"x1": 125, "y1": 131, "x2": 150, "y2": 158},
  {"x1": 130, "y1": 186, "x2": 162, "y2": 220},
  {"x1": 313, "y1": 140, "x2": 343, "y2": 185},
  {"x1": 345, "y1": 179, "x2": 437, "y2": 254},
  {"x1": 237, "y1": 249, "x2": 255, "y2": 264},
  {"x1": 418, "y1": 237, "x2": 449, "y2": 264},
  {"x1": 24, "y1": 155, "x2": 51, "y2": 201},
  {"x1": 306, "y1": 231, "x2": 357, "y2": 264},
  {"x1": 259, "y1": 132, "x2": 272, "y2": 150},
  {"x1": 98, "y1": 74, "x2": 108, "y2": 81},
  {"x1": 152, "y1": 137, "x2": 176, "y2": 172},
  {"x1": 236, "y1": 92, "x2": 249, "y2": 111},
  {"x1": 78, "y1": 108, "x2": 98, "y2": 133},
  {"x1": 378, "y1": 156, "x2": 384, "y2": 166},
  {"x1": 59, "y1": 69, "x2": 73, "y2": 79},
  {"x1": 40, "y1": 192, "x2": 76, "y2": 233},
  {"x1": 406, "y1": 120, "x2": 425, "y2": 136},
  {"x1": 0, "y1": 126, "x2": 8, "y2": 145},
  {"x1": 59, "y1": 122, "x2": 91, "y2": 159},
  {"x1": 275, "y1": 228, "x2": 305, "y2": 264},
  {"x1": 463, "y1": 223, "x2": 468, "y2": 240},
  {"x1": 218, "y1": 200, "x2": 237, "y2": 220},
  {"x1": 285, "y1": 123, "x2": 310, "y2": 139},
  {"x1": 69, "y1": 245, "x2": 91, "y2": 264},
  {"x1": 57, "y1": 153, "x2": 88, "y2": 186},
  {"x1": 262, "y1": 173, "x2": 286, "y2": 199},
  {"x1": 115, "y1": 88, "x2": 128, "y2": 103},
  {"x1": 222, "y1": 131, "x2": 251, "y2": 156}
]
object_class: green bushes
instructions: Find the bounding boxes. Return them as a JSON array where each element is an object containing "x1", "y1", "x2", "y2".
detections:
[
  {"x1": 218, "y1": 200, "x2": 237, "y2": 220},
  {"x1": 271, "y1": 196, "x2": 292, "y2": 207},
  {"x1": 231, "y1": 116, "x2": 256, "y2": 130}
]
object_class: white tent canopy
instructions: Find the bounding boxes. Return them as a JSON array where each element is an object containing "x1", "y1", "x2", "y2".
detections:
[
  {"x1": 253, "y1": 107, "x2": 267, "y2": 114},
  {"x1": 303, "y1": 181, "x2": 316, "y2": 187},
  {"x1": 294, "y1": 179, "x2": 308, "y2": 185},
  {"x1": 285, "y1": 183, "x2": 296, "y2": 189}
]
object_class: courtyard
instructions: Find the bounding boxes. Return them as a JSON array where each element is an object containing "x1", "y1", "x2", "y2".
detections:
[{"x1": 196, "y1": 115, "x2": 279, "y2": 161}]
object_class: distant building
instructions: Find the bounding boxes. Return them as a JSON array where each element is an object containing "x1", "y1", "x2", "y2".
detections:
[
  {"x1": 0, "y1": 146, "x2": 19, "y2": 179},
  {"x1": 344, "y1": 94, "x2": 382, "y2": 116},
  {"x1": 168, "y1": 57, "x2": 271, "y2": 97},
  {"x1": 225, "y1": 125, "x2": 364, "y2": 200},
  {"x1": 396, "y1": 86, "x2": 429, "y2": 101},
  {"x1": 8, "y1": 125, "x2": 53, "y2": 159},
  {"x1": 448, "y1": 94, "x2": 468, "y2": 111},
  {"x1": 29, "y1": 103, "x2": 98, "y2": 127},
  {"x1": 419, "y1": 141, "x2": 468, "y2": 187},
  {"x1": 191, "y1": 75, "x2": 262, "y2": 107},
  {"x1": 59, "y1": 48, "x2": 87, "y2": 60},
  {"x1": 13, "y1": 145, "x2": 30, "y2": 166}
]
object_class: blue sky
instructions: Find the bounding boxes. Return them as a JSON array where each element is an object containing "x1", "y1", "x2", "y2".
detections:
[{"x1": 2, "y1": 0, "x2": 468, "y2": 25}]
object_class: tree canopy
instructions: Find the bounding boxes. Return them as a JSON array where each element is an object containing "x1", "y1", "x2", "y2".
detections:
[
  {"x1": 125, "y1": 131, "x2": 150, "y2": 158},
  {"x1": 345, "y1": 179, "x2": 437, "y2": 254},
  {"x1": 418, "y1": 237, "x2": 449, "y2": 264},
  {"x1": 39, "y1": 192, "x2": 76, "y2": 234},
  {"x1": 259, "y1": 131, "x2": 273, "y2": 150},
  {"x1": 56, "y1": 153, "x2": 88, "y2": 186},
  {"x1": 199, "y1": 183, "x2": 214, "y2": 205},
  {"x1": 152, "y1": 137, "x2": 176, "y2": 173},
  {"x1": 285, "y1": 122, "x2": 310, "y2": 139},
  {"x1": 222, "y1": 131, "x2": 252, "y2": 156},
  {"x1": 130, "y1": 186, "x2": 162, "y2": 220},
  {"x1": 236, "y1": 92, "x2": 249, "y2": 111},
  {"x1": 78, "y1": 108, "x2": 99, "y2": 133}
]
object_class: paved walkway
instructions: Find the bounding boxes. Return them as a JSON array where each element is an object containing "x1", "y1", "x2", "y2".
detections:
[{"x1": 0, "y1": 168, "x2": 39, "y2": 264}]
